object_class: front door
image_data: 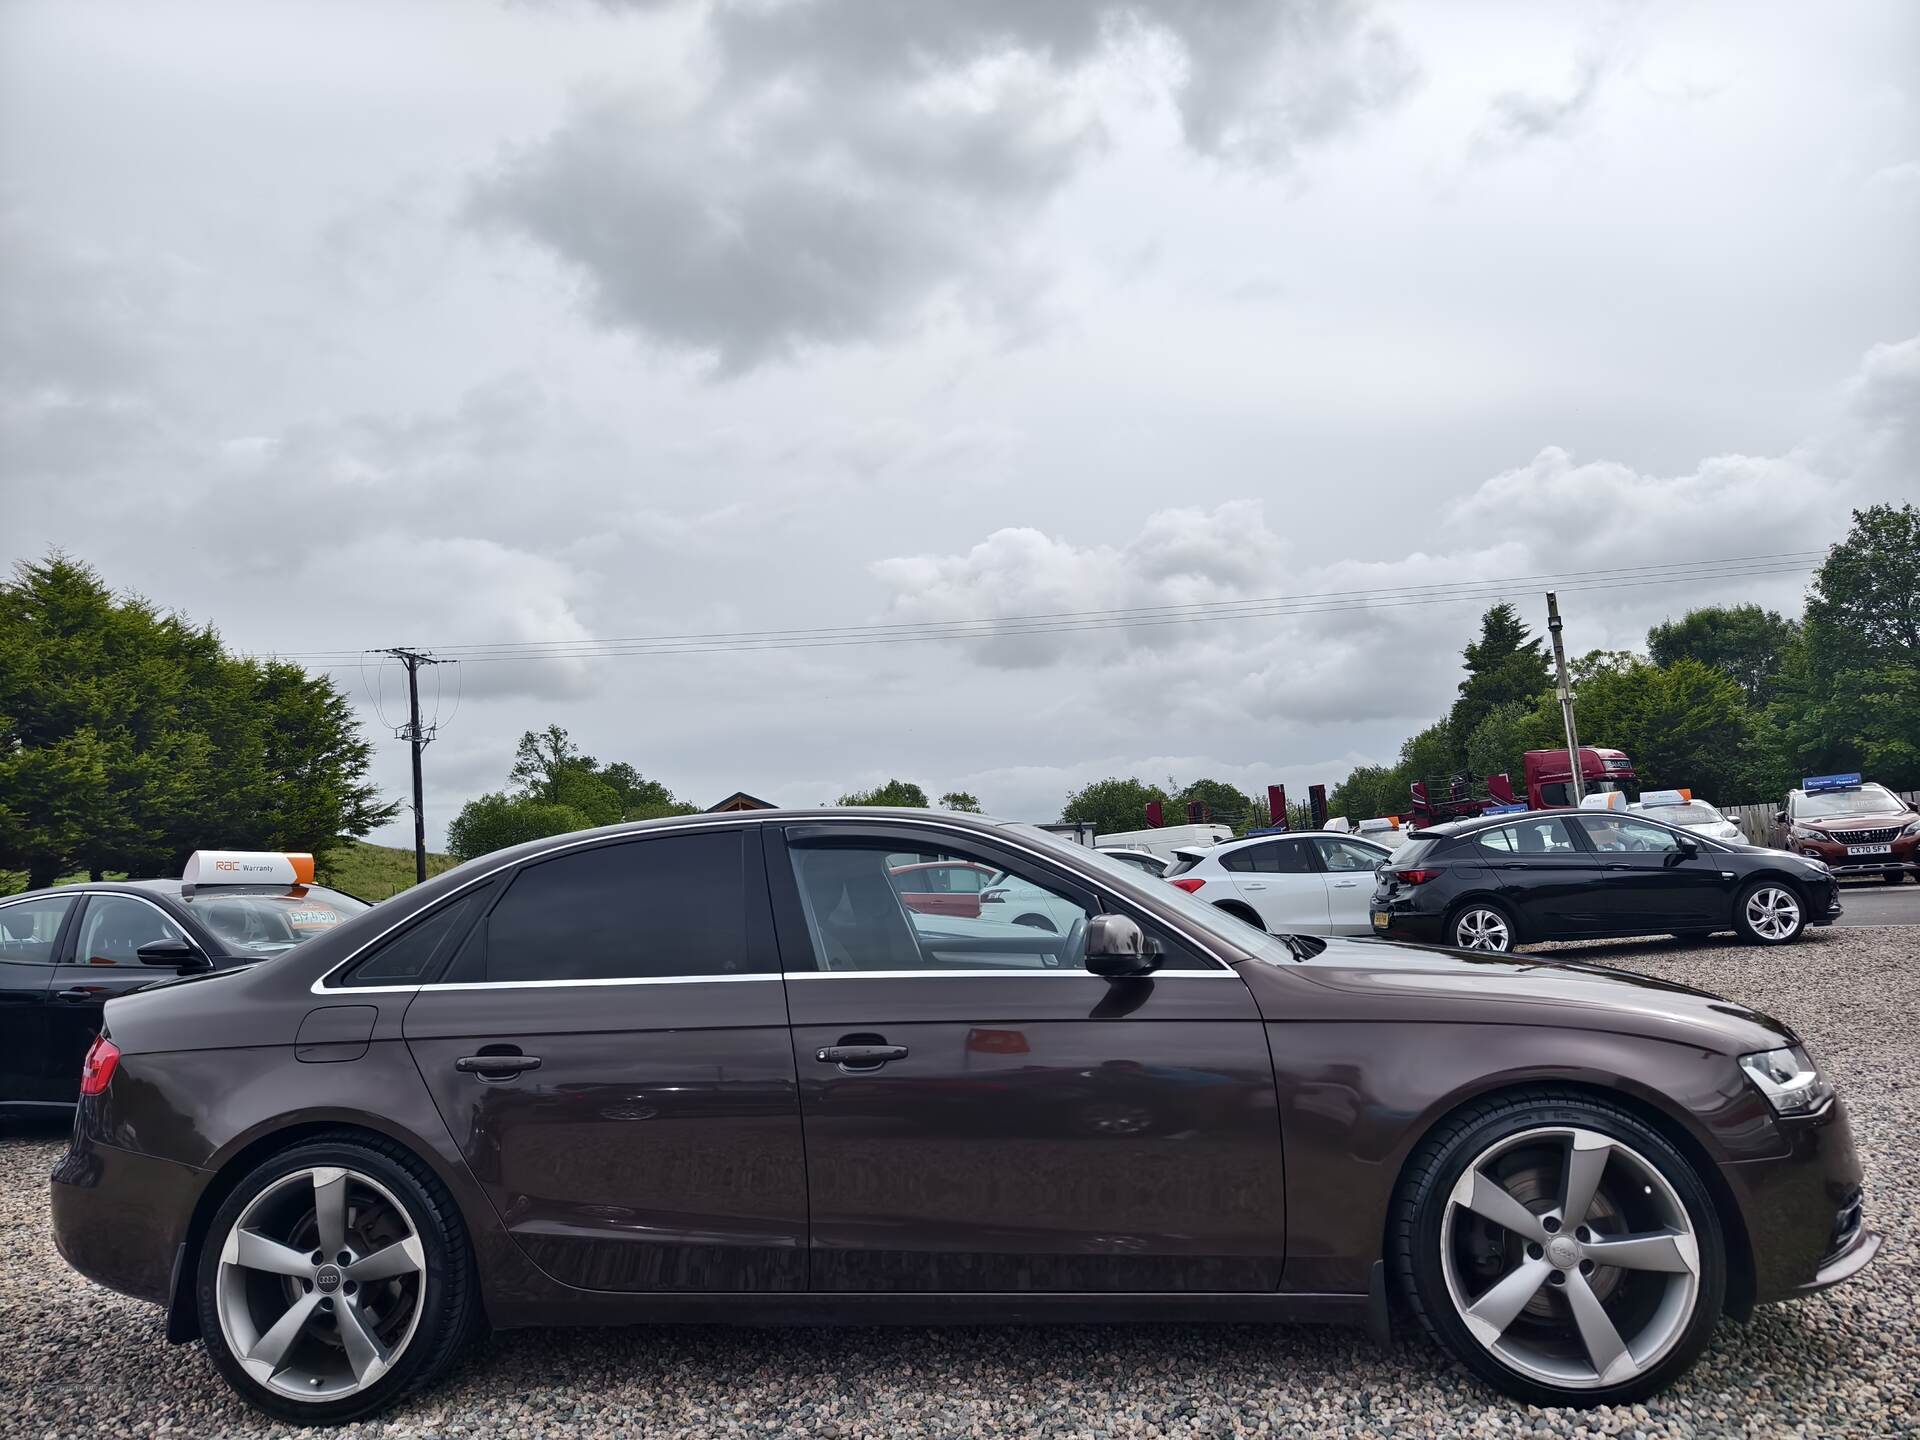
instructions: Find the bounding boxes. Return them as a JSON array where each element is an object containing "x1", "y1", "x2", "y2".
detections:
[
  {"x1": 1221, "y1": 837, "x2": 1331, "y2": 933},
  {"x1": 0, "y1": 894, "x2": 78, "y2": 1104},
  {"x1": 771, "y1": 823, "x2": 1285, "y2": 1293},
  {"x1": 1472, "y1": 816, "x2": 1610, "y2": 938},
  {"x1": 46, "y1": 894, "x2": 196, "y2": 1093},
  {"x1": 1572, "y1": 815, "x2": 1731, "y2": 930},
  {"x1": 1309, "y1": 836, "x2": 1390, "y2": 935},
  {"x1": 402, "y1": 828, "x2": 808, "y2": 1292}
]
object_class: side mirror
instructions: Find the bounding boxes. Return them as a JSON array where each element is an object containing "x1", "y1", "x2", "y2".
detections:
[
  {"x1": 1675, "y1": 837, "x2": 1699, "y2": 859},
  {"x1": 1083, "y1": 914, "x2": 1161, "y2": 978},
  {"x1": 1774, "y1": 811, "x2": 1787, "y2": 824},
  {"x1": 137, "y1": 937, "x2": 211, "y2": 972},
  {"x1": 979, "y1": 887, "x2": 1008, "y2": 904}
]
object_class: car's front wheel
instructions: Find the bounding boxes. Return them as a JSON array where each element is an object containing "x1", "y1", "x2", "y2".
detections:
[
  {"x1": 1395, "y1": 1091, "x2": 1725, "y2": 1407},
  {"x1": 196, "y1": 1133, "x2": 477, "y2": 1424},
  {"x1": 1734, "y1": 880, "x2": 1806, "y2": 945}
]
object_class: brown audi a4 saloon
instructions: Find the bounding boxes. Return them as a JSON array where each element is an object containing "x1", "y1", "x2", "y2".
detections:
[{"x1": 51, "y1": 811, "x2": 1877, "y2": 1423}]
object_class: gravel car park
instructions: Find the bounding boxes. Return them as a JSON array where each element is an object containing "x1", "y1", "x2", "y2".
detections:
[{"x1": 4, "y1": 919, "x2": 1915, "y2": 1439}]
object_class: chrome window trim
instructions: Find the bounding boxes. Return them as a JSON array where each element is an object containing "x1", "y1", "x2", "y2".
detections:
[
  {"x1": 784, "y1": 968, "x2": 1238, "y2": 980},
  {"x1": 311, "y1": 813, "x2": 1236, "y2": 996}
]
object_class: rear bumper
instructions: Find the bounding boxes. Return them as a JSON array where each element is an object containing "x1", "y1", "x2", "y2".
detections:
[
  {"x1": 50, "y1": 1126, "x2": 205, "y2": 1307},
  {"x1": 1368, "y1": 903, "x2": 1447, "y2": 944}
]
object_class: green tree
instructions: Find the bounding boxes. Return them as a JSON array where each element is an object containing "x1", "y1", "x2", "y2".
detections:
[
  {"x1": 601, "y1": 762, "x2": 697, "y2": 820},
  {"x1": 938, "y1": 790, "x2": 982, "y2": 812},
  {"x1": 1171, "y1": 778, "x2": 1263, "y2": 829},
  {"x1": 510, "y1": 724, "x2": 585, "y2": 803},
  {"x1": 1538, "y1": 653, "x2": 1755, "y2": 800},
  {"x1": 1060, "y1": 776, "x2": 1171, "y2": 835},
  {"x1": 1464, "y1": 700, "x2": 1552, "y2": 786},
  {"x1": 446, "y1": 793, "x2": 592, "y2": 862},
  {"x1": 1327, "y1": 764, "x2": 1398, "y2": 823},
  {"x1": 0, "y1": 554, "x2": 394, "y2": 887},
  {"x1": 1447, "y1": 603, "x2": 1551, "y2": 762},
  {"x1": 1647, "y1": 604, "x2": 1800, "y2": 706},
  {"x1": 837, "y1": 779, "x2": 930, "y2": 807}
]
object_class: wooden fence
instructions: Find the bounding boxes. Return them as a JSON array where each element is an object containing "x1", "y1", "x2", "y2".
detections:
[{"x1": 1721, "y1": 790, "x2": 1920, "y2": 845}]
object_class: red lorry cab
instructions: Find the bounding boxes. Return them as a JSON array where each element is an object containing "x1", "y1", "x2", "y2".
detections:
[{"x1": 1522, "y1": 747, "x2": 1636, "y2": 808}]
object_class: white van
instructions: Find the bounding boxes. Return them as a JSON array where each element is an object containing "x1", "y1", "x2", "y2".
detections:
[{"x1": 1094, "y1": 822, "x2": 1235, "y2": 861}]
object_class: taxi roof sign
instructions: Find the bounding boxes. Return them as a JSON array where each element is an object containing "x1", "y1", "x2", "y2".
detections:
[
  {"x1": 182, "y1": 851, "x2": 315, "y2": 887},
  {"x1": 1579, "y1": 791, "x2": 1628, "y2": 810},
  {"x1": 1638, "y1": 788, "x2": 1693, "y2": 808},
  {"x1": 1802, "y1": 773, "x2": 1862, "y2": 793}
]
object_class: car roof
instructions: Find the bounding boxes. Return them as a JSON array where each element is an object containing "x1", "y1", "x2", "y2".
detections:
[
  {"x1": 1208, "y1": 829, "x2": 1392, "y2": 850},
  {"x1": 1, "y1": 877, "x2": 188, "y2": 904}
]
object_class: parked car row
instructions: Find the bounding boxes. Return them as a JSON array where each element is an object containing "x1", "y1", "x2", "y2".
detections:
[
  {"x1": 1766, "y1": 774, "x2": 1920, "y2": 883},
  {"x1": 43, "y1": 811, "x2": 1877, "y2": 1424}
]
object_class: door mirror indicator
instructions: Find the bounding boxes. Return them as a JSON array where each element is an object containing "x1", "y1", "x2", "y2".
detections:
[
  {"x1": 1083, "y1": 914, "x2": 1161, "y2": 978},
  {"x1": 136, "y1": 937, "x2": 211, "y2": 972}
]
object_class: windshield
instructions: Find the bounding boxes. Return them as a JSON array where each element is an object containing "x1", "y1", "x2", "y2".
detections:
[
  {"x1": 179, "y1": 884, "x2": 368, "y2": 956},
  {"x1": 1794, "y1": 786, "x2": 1906, "y2": 818},
  {"x1": 1006, "y1": 826, "x2": 1311, "y2": 965}
]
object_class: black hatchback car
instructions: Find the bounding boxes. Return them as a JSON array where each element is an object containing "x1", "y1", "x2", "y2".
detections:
[
  {"x1": 1370, "y1": 809, "x2": 1841, "y2": 951},
  {"x1": 0, "y1": 857, "x2": 367, "y2": 1109}
]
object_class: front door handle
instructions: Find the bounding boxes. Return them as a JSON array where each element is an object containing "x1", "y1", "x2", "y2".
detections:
[
  {"x1": 455, "y1": 1053, "x2": 542, "y2": 1079},
  {"x1": 1331, "y1": 880, "x2": 1361, "y2": 888},
  {"x1": 816, "y1": 1043, "x2": 909, "y2": 1070},
  {"x1": 56, "y1": 988, "x2": 100, "y2": 1003}
]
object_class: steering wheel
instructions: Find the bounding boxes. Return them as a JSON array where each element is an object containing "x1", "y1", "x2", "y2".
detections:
[{"x1": 1062, "y1": 913, "x2": 1088, "y2": 969}]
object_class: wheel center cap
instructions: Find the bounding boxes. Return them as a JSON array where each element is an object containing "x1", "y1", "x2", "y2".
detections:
[
  {"x1": 315, "y1": 1264, "x2": 342, "y2": 1293},
  {"x1": 1546, "y1": 1236, "x2": 1581, "y2": 1270}
]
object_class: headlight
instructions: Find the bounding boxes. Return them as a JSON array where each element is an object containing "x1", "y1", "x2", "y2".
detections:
[
  {"x1": 1904, "y1": 818, "x2": 1920, "y2": 836},
  {"x1": 1740, "y1": 1045, "x2": 1834, "y2": 1115},
  {"x1": 1789, "y1": 824, "x2": 1825, "y2": 843}
]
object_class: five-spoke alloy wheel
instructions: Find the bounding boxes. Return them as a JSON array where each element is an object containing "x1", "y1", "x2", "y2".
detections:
[
  {"x1": 1398, "y1": 1093, "x2": 1725, "y2": 1406},
  {"x1": 197, "y1": 1136, "x2": 475, "y2": 1425}
]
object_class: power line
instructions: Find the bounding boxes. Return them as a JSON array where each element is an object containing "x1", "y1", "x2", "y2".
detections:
[{"x1": 257, "y1": 553, "x2": 1817, "y2": 668}]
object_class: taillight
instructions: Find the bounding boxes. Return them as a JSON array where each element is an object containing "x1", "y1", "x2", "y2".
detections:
[
  {"x1": 79, "y1": 1035, "x2": 120, "y2": 1096},
  {"x1": 1170, "y1": 877, "x2": 1206, "y2": 894},
  {"x1": 1391, "y1": 868, "x2": 1439, "y2": 885}
]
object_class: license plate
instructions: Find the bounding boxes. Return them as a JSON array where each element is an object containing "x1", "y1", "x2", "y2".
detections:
[
  {"x1": 1846, "y1": 844, "x2": 1892, "y2": 856},
  {"x1": 1371, "y1": 911, "x2": 1390, "y2": 928}
]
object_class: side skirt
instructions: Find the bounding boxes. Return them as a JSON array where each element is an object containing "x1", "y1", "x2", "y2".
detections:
[{"x1": 489, "y1": 1290, "x2": 1372, "y2": 1331}]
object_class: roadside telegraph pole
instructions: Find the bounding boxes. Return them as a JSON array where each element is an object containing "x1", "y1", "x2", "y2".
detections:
[
  {"x1": 1544, "y1": 592, "x2": 1585, "y2": 805},
  {"x1": 374, "y1": 648, "x2": 451, "y2": 885}
]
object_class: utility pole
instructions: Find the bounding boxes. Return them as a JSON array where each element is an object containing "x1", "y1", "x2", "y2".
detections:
[
  {"x1": 1544, "y1": 592, "x2": 1584, "y2": 805},
  {"x1": 374, "y1": 648, "x2": 451, "y2": 885}
]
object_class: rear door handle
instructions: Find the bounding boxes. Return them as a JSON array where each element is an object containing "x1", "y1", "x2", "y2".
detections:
[
  {"x1": 816, "y1": 1044, "x2": 909, "y2": 1070},
  {"x1": 455, "y1": 1053, "x2": 542, "y2": 1079},
  {"x1": 56, "y1": 988, "x2": 100, "y2": 1003},
  {"x1": 1331, "y1": 880, "x2": 1361, "y2": 888},
  {"x1": 1239, "y1": 882, "x2": 1268, "y2": 891}
]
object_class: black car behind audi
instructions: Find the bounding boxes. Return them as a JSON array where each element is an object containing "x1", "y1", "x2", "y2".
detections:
[{"x1": 1371, "y1": 808, "x2": 1840, "y2": 951}]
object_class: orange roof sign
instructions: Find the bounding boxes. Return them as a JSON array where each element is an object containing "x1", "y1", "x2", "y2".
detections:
[{"x1": 181, "y1": 851, "x2": 316, "y2": 887}]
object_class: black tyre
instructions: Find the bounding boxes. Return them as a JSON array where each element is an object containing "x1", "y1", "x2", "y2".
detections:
[
  {"x1": 196, "y1": 1133, "x2": 477, "y2": 1425},
  {"x1": 1394, "y1": 1089, "x2": 1725, "y2": 1407},
  {"x1": 1732, "y1": 880, "x2": 1806, "y2": 945},
  {"x1": 1885, "y1": 871, "x2": 1905, "y2": 885},
  {"x1": 1013, "y1": 913, "x2": 1057, "y2": 932},
  {"x1": 1448, "y1": 900, "x2": 1517, "y2": 952}
]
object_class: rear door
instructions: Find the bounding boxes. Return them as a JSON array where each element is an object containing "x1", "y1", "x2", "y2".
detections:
[
  {"x1": 0, "y1": 894, "x2": 79, "y2": 1104},
  {"x1": 773, "y1": 822, "x2": 1285, "y2": 1293},
  {"x1": 1472, "y1": 817, "x2": 1608, "y2": 938},
  {"x1": 1222, "y1": 838, "x2": 1331, "y2": 932},
  {"x1": 401, "y1": 827, "x2": 809, "y2": 1292}
]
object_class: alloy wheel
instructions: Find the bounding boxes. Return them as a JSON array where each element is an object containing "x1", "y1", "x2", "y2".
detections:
[
  {"x1": 214, "y1": 1166, "x2": 427, "y2": 1403},
  {"x1": 1454, "y1": 908, "x2": 1512, "y2": 951},
  {"x1": 1439, "y1": 1126, "x2": 1701, "y2": 1390},
  {"x1": 1744, "y1": 887, "x2": 1800, "y2": 941}
]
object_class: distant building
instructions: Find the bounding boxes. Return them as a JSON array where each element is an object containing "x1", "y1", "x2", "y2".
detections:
[{"x1": 707, "y1": 790, "x2": 776, "y2": 813}]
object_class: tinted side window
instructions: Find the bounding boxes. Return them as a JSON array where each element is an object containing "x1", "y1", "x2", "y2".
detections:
[
  {"x1": 340, "y1": 884, "x2": 493, "y2": 987},
  {"x1": 1315, "y1": 838, "x2": 1385, "y2": 872},
  {"x1": 1265, "y1": 840, "x2": 1314, "y2": 874},
  {"x1": 0, "y1": 895, "x2": 76, "y2": 963},
  {"x1": 481, "y1": 833, "x2": 758, "y2": 984},
  {"x1": 1579, "y1": 816, "x2": 1684, "y2": 855},
  {"x1": 1473, "y1": 818, "x2": 1580, "y2": 856},
  {"x1": 75, "y1": 896, "x2": 187, "y2": 966}
]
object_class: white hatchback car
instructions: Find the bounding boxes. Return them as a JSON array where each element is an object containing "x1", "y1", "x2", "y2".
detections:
[{"x1": 1165, "y1": 830, "x2": 1394, "y2": 935}]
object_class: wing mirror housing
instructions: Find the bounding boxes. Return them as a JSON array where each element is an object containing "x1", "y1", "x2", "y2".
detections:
[
  {"x1": 1774, "y1": 810, "x2": 1788, "y2": 824},
  {"x1": 1083, "y1": 914, "x2": 1161, "y2": 978},
  {"x1": 137, "y1": 937, "x2": 212, "y2": 972},
  {"x1": 979, "y1": 887, "x2": 1007, "y2": 904}
]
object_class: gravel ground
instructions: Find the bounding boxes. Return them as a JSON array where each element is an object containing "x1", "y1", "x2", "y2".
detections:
[{"x1": 2, "y1": 924, "x2": 1914, "y2": 1440}]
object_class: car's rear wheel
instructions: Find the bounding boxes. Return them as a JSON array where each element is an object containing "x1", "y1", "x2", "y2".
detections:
[
  {"x1": 197, "y1": 1134, "x2": 476, "y2": 1424},
  {"x1": 1733, "y1": 881, "x2": 1805, "y2": 944},
  {"x1": 1395, "y1": 1091, "x2": 1725, "y2": 1407},
  {"x1": 1213, "y1": 900, "x2": 1265, "y2": 931},
  {"x1": 1450, "y1": 902, "x2": 1516, "y2": 952},
  {"x1": 1885, "y1": 870, "x2": 1905, "y2": 885}
]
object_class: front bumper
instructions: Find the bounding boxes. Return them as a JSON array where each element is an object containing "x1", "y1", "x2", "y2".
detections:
[
  {"x1": 1725, "y1": 1095, "x2": 1879, "y2": 1306},
  {"x1": 1789, "y1": 832, "x2": 1919, "y2": 877},
  {"x1": 50, "y1": 1119, "x2": 205, "y2": 1307}
]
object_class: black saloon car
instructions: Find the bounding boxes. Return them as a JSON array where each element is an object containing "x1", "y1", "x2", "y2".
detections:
[
  {"x1": 51, "y1": 811, "x2": 1874, "y2": 1423},
  {"x1": 1370, "y1": 809, "x2": 1840, "y2": 951},
  {"x1": 1, "y1": 855, "x2": 366, "y2": 1109}
]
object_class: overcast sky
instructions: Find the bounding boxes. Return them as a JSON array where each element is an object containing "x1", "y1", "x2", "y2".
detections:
[{"x1": 3, "y1": 0, "x2": 1916, "y2": 846}]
